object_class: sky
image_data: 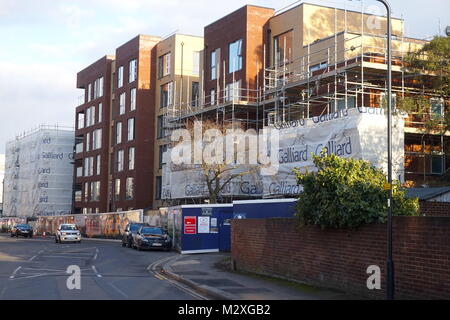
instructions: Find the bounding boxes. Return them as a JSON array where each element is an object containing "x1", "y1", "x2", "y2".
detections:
[{"x1": 0, "y1": 0, "x2": 448, "y2": 153}]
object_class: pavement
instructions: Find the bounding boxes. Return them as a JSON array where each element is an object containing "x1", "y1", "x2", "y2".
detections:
[
  {"x1": 156, "y1": 252, "x2": 353, "y2": 300},
  {"x1": 0, "y1": 234, "x2": 199, "y2": 300}
]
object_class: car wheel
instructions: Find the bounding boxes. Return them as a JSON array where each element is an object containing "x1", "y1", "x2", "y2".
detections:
[{"x1": 10, "y1": 233, "x2": 14, "y2": 238}]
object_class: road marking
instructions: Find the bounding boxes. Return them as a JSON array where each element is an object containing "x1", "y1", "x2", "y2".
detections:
[
  {"x1": 91, "y1": 265, "x2": 102, "y2": 278},
  {"x1": 41, "y1": 255, "x2": 89, "y2": 259},
  {"x1": 28, "y1": 255, "x2": 37, "y2": 261},
  {"x1": 147, "y1": 255, "x2": 208, "y2": 300},
  {"x1": 109, "y1": 282, "x2": 129, "y2": 299},
  {"x1": 9, "y1": 266, "x2": 22, "y2": 279},
  {"x1": 0, "y1": 286, "x2": 7, "y2": 299}
]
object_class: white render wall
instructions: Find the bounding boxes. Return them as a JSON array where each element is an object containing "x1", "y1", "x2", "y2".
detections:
[{"x1": 3, "y1": 129, "x2": 74, "y2": 217}]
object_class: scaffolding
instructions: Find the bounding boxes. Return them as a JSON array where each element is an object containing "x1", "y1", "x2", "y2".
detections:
[{"x1": 161, "y1": 3, "x2": 449, "y2": 200}]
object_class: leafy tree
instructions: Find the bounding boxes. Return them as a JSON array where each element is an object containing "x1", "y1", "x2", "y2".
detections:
[
  {"x1": 397, "y1": 36, "x2": 450, "y2": 135},
  {"x1": 294, "y1": 153, "x2": 419, "y2": 229}
]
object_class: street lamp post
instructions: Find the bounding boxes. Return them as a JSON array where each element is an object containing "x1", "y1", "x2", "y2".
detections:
[{"x1": 376, "y1": 0, "x2": 394, "y2": 300}]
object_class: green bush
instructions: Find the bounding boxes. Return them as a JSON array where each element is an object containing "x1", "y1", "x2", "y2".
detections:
[{"x1": 294, "y1": 153, "x2": 419, "y2": 229}]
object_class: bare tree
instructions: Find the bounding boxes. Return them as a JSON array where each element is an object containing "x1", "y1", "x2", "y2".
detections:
[{"x1": 181, "y1": 119, "x2": 257, "y2": 204}]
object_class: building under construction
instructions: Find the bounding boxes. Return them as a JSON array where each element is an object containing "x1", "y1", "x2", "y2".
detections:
[
  {"x1": 3, "y1": 126, "x2": 75, "y2": 218},
  {"x1": 159, "y1": 2, "x2": 449, "y2": 205}
]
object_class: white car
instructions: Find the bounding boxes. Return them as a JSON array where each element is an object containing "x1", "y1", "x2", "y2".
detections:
[{"x1": 55, "y1": 224, "x2": 81, "y2": 243}]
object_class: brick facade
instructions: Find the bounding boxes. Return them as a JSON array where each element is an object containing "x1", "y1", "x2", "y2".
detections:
[
  {"x1": 231, "y1": 217, "x2": 450, "y2": 299},
  {"x1": 420, "y1": 201, "x2": 450, "y2": 216}
]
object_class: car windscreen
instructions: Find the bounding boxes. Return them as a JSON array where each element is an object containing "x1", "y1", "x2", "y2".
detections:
[
  {"x1": 130, "y1": 224, "x2": 144, "y2": 232},
  {"x1": 61, "y1": 225, "x2": 77, "y2": 231},
  {"x1": 140, "y1": 227, "x2": 163, "y2": 235},
  {"x1": 17, "y1": 224, "x2": 30, "y2": 229}
]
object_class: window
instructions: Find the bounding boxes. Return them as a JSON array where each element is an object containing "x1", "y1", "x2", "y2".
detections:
[
  {"x1": 336, "y1": 96, "x2": 357, "y2": 112},
  {"x1": 87, "y1": 83, "x2": 92, "y2": 102},
  {"x1": 380, "y1": 92, "x2": 397, "y2": 110},
  {"x1": 193, "y1": 51, "x2": 200, "y2": 76},
  {"x1": 86, "y1": 132, "x2": 90, "y2": 152},
  {"x1": 117, "y1": 150, "x2": 124, "y2": 172},
  {"x1": 116, "y1": 122, "x2": 122, "y2": 144},
  {"x1": 159, "y1": 145, "x2": 167, "y2": 169},
  {"x1": 160, "y1": 82, "x2": 173, "y2": 108},
  {"x1": 119, "y1": 93, "x2": 126, "y2": 115},
  {"x1": 156, "y1": 176, "x2": 162, "y2": 200},
  {"x1": 89, "y1": 157, "x2": 94, "y2": 176},
  {"x1": 191, "y1": 82, "x2": 199, "y2": 107},
  {"x1": 211, "y1": 49, "x2": 219, "y2": 80},
  {"x1": 225, "y1": 81, "x2": 241, "y2": 102},
  {"x1": 130, "y1": 88, "x2": 137, "y2": 111},
  {"x1": 84, "y1": 182, "x2": 89, "y2": 201},
  {"x1": 229, "y1": 39, "x2": 243, "y2": 73},
  {"x1": 274, "y1": 31, "x2": 293, "y2": 66},
  {"x1": 114, "y1": 179, "x2": 121, "y2": 200},
  {"x1": 75, "y1": 190, "x2": 82, "y2": 202},
  {"x1": 157, "y1": 115, "x2": 165, "y2": 139},
  {"x1": 431, "y1": 98, "x2": 444, "y2": 116},
  {"x1": 93, "y1": 81, "x2": 97, "y2": 100},
  {"x1": 127, "y1": 118, "x2": 135, "y2": 141},
  {"x1": 118, "y1": 66, "x2": 124, "y2": 88},
  {"x1": 84, "y1": 157, "x2": 89, "y2": 177},
  {"x1": 76, "y1": 166, "x2": 83, "y2": 177},
  {"x1": 431, "y1": 156, "x2": 443, "y2": 174},
  {"x1": 91, "y1": 106, "x2": 96, "y2": 125},
  {"x1": 129, "y1": 59, "x2": 137, "y2": 83},
  {"x1": 96, "y1": 155, "x2": 101, "y2": 175},
  {"x1": 98, "y1": 77, "x2": 103, "y2": 97},
  {"x1": 210, "y1": 89, "x2": 216, "y2": 106},
  {"x1": 128, "y1": 147, "x2": 135, "y2": 170},
  {"x1": 93, "y1": 129, "x2": 102, "y2": 150},
  {"x1": 77, "y1": 112, "x2": 85, "y2": 129},
  {"x1": 86, "y1": 106, "x2": 95, "y2": 127},
  {"x1": 309, "y1": 61, "x2": 328, "y2": 73},
  {"x1": 126, "y1": 177, "x2": 134, "y2": 200},
  {"x1": 91, "y1": 181, "x2": 100, "y2": 201},
  {"x1": 158, "y1": 53, "x2": 171, "y2": 78},
  {"x1": 98, "y1": 103, "x2": 102, "y2": 123},
  {"x1": 85, "y1": 108, "x2": 91, "y2": 127},
  {"x1": 90, "y1": 182, "x2": 95, "y2": 202}
]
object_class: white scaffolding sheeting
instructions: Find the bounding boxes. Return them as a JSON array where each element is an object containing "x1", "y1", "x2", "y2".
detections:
[
  {"x1": 162, "y1": 109, "x2": 405, "y2": 200},
  {"x1": 3, "y1": 128, "x2": 75, "y2": 218}
]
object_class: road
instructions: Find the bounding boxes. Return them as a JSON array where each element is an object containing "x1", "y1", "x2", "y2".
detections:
[{"x1": 0, "y1": 234, "x2": 199, "y2": 300}]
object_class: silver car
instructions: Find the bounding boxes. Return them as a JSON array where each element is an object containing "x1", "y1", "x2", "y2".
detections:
[{"x1": 55, "y1": 224, "x2": 81, "y2": 243}]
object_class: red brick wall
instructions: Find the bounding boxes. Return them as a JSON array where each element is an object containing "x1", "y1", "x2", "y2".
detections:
[
  {"x1": 231, "y1": 217, "x2": 450, "y2": 299},
  {"x1": 420, "y1": 201, "x2": 450, "y2": 217}
]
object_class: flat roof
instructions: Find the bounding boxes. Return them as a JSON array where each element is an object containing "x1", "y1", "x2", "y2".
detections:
[{"x1": 273, "y1": 1, "x2": 403, "y2": 21}]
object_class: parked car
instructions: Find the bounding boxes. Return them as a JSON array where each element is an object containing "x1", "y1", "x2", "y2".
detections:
[
  {"x1": 122, "y1": 223, "x2": 148, "y2": 248},
  {"x1": 10, "y1": 224, "x2": 33, "y2": 238},
  {"x1": 55, "y1": 224, "x2": 81, "y2": 243},
  {"x1": 132, "y1": 226, "x2": 172, "y2": 251}
]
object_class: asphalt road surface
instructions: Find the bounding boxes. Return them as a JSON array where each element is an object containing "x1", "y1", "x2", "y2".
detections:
[{"x1": 0, "y1": 234, "x2": 198, "y2": 300}]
